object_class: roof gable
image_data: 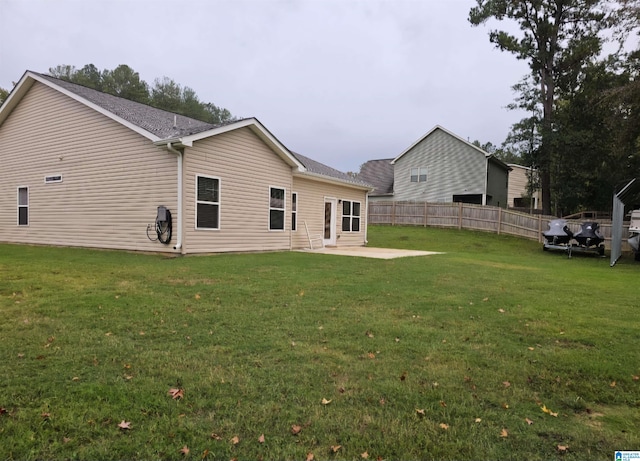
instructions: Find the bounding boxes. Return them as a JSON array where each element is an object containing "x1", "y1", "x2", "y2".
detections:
[
  {"x1": 391, "y1": 125, "x2": 509, "y2": 171},
  {"x1": 1, "y1": 70, "x2": 370, "y2": 189}
]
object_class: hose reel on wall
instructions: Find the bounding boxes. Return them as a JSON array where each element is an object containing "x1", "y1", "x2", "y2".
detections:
[{"x1": 146, "y1": 205, "x2": 172, "y2": 245}]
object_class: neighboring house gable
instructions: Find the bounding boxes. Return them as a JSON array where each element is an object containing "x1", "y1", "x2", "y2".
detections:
[
  {"x1": 359, "y1": 125, "x2": 510, "y2": 207},
  {"x1": 0, "y1": 71, "x2": 371, "y2": 253}
]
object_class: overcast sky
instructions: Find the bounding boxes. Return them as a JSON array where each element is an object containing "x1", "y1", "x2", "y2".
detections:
[{"x1": 0, "y1": 0, "x2": 531, "y2": 172}]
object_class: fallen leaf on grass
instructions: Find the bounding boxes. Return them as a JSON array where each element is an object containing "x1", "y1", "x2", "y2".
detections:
[
  {"x1": 180, "y1": 446, "x2": 190, "y2": 455},
  {"x1": 503, "y1": 381, "x2": 511, "y2": 388},
  {"x1": 416, "y1": 409, "x2": 426, "y2": 416},
  {"x1": 361, "y1": 451, "x2": 369, "y2": 459},
  {"x1": 168, "y1": 388, "x2": 184, "y2": 400},
  {"x1": 292, "y1": 425, "x2": 302, "y2": 435},
  {"x1": 202, "y1": 449, "x2": 210, "y2": 459},
  {"x1": 63, "y1": 437, "x2": 72, "y2": 444},
  {"x1": 365, "y1": 330, "x2": 374, "y2": 338},
  {"x1": 231, "y1": 435, "x2": 240, "y2": 445},
  {"x1": 306, "y1": 452, "x2": 314, "y2": 461},
  {"x1": 541, "y1": 404, "x2": 558, "y2": 417},
  {"x1": 367, "y1": 352, "x2": 376, "y2": 359},
  {"x1": 118, "y1": 420, "x2": 131, "y2": 430},
  {"x1": 258, "y1": 434, "x2": 265, "y2": 443},
  {"x1": 0, "y1": 408, "x2": 7, "y2": 416},
  {"x1": 439, "y1": 423, "x2": 449, "y2": 430},
  {"x1": 211, "y1": 433, "x2": 222, "y2": 440},
  {"x1": 439, "y1": 400, "x2": 447, "y2": 407},
  {"x1": 195, "y1": 294, "x2": 201, "y2": 300},
  {"x1": 498, "y1": 309, "x2": 505, "y2": 313},
  {"x1": 528, "y1": 347, "x2": 535, "y2": 351},
  {"x1": 525, "y1": 418, "x2": 534, "y2": 425},
  {"x1": 474, "y1": 418, "x2": 482, "y2": 423},
  {"x1": 557, "y1": 445, "x2": 569, "y2": 452},
  {"x1": 321, "y1": 398, "x2": 332, "y2": 405},
  {"x1": 502, "y1": 403, "x2": 509, "y2": 409},
  {"x1": 633, "y1": 375, "x2": 639, "y2": 381},
  {"x1": 330, "y1": 445, "x2": 342, "y2": 453},
  {"x1": 610, "y1": 381, "x2": 616, "y2": 388},
  {"x1": 500, "y1": 428, "x2": 508, "y2": 437},
  {"x1": 483, "y1": 297, "x2": 489, "y2": 302}
]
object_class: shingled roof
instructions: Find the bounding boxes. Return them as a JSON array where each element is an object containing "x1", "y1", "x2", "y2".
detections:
[
  {"x1": 2, "y1": 71, "x2": 370, "y2": 189},
  {"x1": 34, "y1": 72, "x2": 227, "y2": 139},
  {"x1": 357, "y1": 159, "x2": 394, "y2": 196},
  {"x1": 292, "y1": 152, "x2": 371, "y2": 188}
]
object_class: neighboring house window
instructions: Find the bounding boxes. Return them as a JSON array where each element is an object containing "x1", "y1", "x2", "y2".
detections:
[
  {"x1": 410, "y1": 167, "x2": 427, "y2": 182},
  {"x1": 269, "y1": 187, "x2": 285, "y2": 231},
  {"x1": 342, "y1": 200, "x2": 361, "y2": 232},
  {"x1": 17, "y1": 187, "x2": 28, "y2": 226},
  {"x1": 196, "y1": 175, "x2": 220, "y2": 229},
  {"x1": 291, "y1": 192, "x2": 298, "y2": 231}
]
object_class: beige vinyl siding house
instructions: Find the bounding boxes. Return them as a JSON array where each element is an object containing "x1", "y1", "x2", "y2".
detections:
[
  {"x1": 0, "y1": 71, "x2": 371, "y2": 254},
  {"x1": 0, "y1": 80, "x2": 177, "y2": 251},
  {"x1": 508, "y1": 163, "x2": 541, "y2": 210}
]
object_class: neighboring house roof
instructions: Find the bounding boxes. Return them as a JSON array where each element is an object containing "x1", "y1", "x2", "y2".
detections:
[
  {"x1": 358, "y1": 159, "x2": 394, "y2": 196},
  {"x1": 0, "y1": 70, "x2": 368, "y2": 189},
  {"x1": 392, "y1": 125, "x2": 511, "y2": 171}
]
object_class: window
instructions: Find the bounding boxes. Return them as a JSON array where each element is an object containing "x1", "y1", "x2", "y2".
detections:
[
  {"x1": 291, "y1": 192, "x2": 297, "y2": 231},
  {"x1": 410, "y1": 167, "x2": 427, "y2": 182},
  {"x1": 18, "y1": 187, "x2": 28, "y2": 226},
  {"x1": 196, "y1": 175, "x2": 220, "y2": 229},
  {"x1": 269, "y1": 187, "x2": 285, "y2": 230},
  {"x1": 342, "y1": 200, "x2": 361, "y2": 232}
]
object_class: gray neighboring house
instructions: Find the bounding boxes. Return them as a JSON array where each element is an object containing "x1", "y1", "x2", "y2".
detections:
[{"x1": 360, "y1": 125, "x2": 510, "y2": 207}]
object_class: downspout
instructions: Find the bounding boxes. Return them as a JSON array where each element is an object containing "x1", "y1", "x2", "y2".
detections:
[
  {"x1": 166, "y1": 143, "x2": 183, "y2": 252},
  {"x1": 364, "y1": 192, "x2": 369, "y2": 245}
]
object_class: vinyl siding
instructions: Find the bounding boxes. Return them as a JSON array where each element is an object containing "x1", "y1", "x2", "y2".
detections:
[
  {"x1": 182, "y1": 128, "x2": 294, "y2": 253},
  {"x1": 292, "y1": 176, "x2": 367, "y2": 249},
  {"x1": 393, "y1": 128, "x2": 486, "y2": 202},
  {"x1": 486, "y1": 160, "x2": 509, "y2": 208},
  {"x1": 508, "y1": 164, "x2": 541, "y2": 208},
  {"x1": 0, "y1": 82, "x2": 178, "y2": 251}
]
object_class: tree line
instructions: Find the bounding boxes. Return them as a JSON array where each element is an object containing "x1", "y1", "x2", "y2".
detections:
[
  {"x1": 471, "y1": 0, "x2": 640, "y2": 215},
  {"x1": 0, "y1": 64, "x2": 234, "y2": 126}
]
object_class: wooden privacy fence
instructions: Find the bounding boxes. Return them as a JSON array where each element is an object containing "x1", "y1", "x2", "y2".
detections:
[{"x1": 368, "y1": 201, "x2": 631, "y2": 251}]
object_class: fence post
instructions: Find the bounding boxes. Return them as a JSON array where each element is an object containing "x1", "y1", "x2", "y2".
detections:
[
  {"x1": 497, "y1": 207, "x2": 502, "y2": 235},
  {"x1": 538, "y1": 214, "x2": 542, "y2": 242},
  {"x1": 424, "y1": 202, "x2": 428, "y2": 227},
  {"x1": 458, "y1": 202, "x2": 463, "y2": 229},
  {"x1": 392, "y1": 201, "x2": 396, "y2": 226}
]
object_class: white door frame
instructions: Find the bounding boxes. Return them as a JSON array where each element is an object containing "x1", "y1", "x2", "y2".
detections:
[{"x1": 323, "y1": 197, "x2": 337, "y2": 246}]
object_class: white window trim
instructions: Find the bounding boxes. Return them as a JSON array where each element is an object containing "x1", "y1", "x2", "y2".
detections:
[
  {"x1": 17, "y1": 186, "x2": 29, "y2": 226},
  {"x1": 342, "y1": 199, "x2": 362, "y2": 233},
  {"x1": 44, "y1": 174, "x2": 63, "y2": 184},
  {"x1": 410, "y1": 167, "x2": 428, "y2": 183},
  {"x1": 269, "y1": 185, "x2": 286, "y2": 231},
  {"x1": 292, "y1": 191, "x2": 298, "y2": 232},
  {"x1": 195, "y1": 174, "x2": 221, "y2": 231}
]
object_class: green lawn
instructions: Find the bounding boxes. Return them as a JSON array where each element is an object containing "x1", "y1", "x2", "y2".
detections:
[{"x1": 1, "y1": 225, "x2": 638, "y2": 460}]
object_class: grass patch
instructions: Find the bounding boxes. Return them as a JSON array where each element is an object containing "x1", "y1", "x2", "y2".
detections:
[{"x1": 1, "y1": 226, "x2": 639, "y2": 460}]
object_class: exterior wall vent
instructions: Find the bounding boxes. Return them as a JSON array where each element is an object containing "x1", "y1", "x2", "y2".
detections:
[{"x1": 44, "y1": 175, "x2": 63, "y2": 184}]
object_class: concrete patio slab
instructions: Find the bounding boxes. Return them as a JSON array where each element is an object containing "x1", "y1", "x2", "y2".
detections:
[{"x1": 298, "y1": 246, "x2": 444, "y2": 259}]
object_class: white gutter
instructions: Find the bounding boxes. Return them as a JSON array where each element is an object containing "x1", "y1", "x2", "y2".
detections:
[{"x1": 166, "y1": 143, "x2": 183, "y2": 252}]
